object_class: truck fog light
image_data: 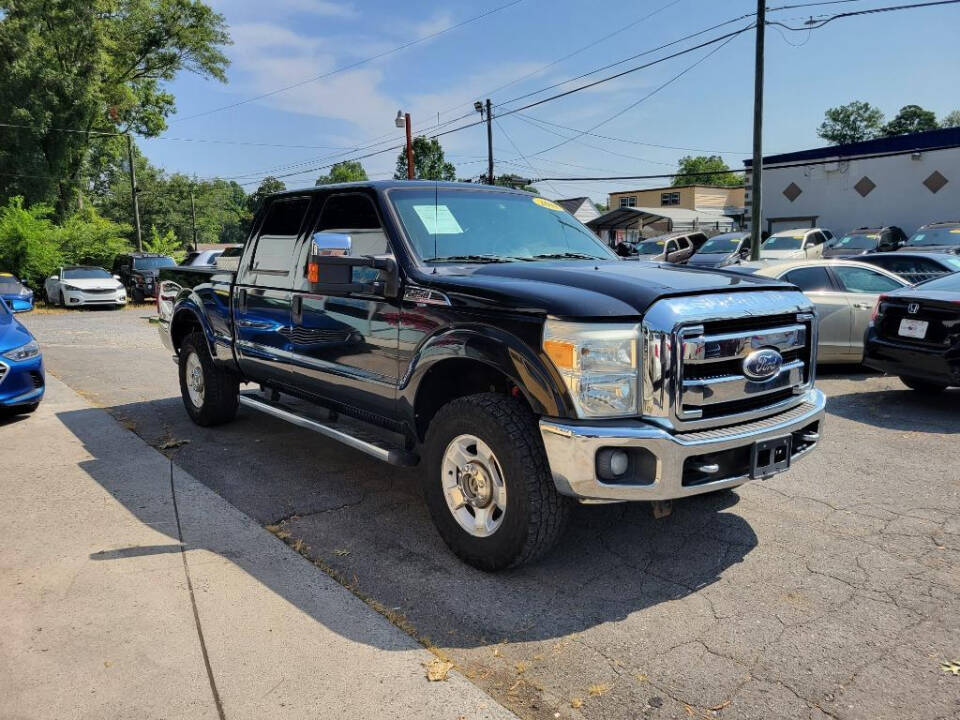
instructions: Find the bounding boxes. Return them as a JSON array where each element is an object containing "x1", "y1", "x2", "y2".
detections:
[{"x1": 597, "y1": 448, "x2": 629, "y2": 480}]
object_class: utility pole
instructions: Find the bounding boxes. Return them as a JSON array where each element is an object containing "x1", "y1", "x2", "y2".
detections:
[
  {"x1": 749, "y1": 0, "x2": 765, "y2": 262},
  {"x1": 126, "y1": 133, "x2": 143, "y2": 252},
  {"x1": 405, "y1": 113, "x2": 414, "y2": 180},
  {"x1": 485, "y1": 98, "x2": 494, "y2": 185},
  {"x1": 396, "y1": 111, "x2": 414, "y2": 179},
  {"x1": 190, "y1": 190, "x2": 198, "y2": 252}
]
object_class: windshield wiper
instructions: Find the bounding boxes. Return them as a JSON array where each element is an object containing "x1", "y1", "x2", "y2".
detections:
[
  {"x1": 425, "y1": 254, "x2": 512, "y2": 264},
  {"x1": 529, "y1": 252, "x2": 603, "y2": 260}
]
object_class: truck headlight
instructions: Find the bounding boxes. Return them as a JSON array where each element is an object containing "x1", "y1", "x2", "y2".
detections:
[
  {"x1": 543, "y1": 320, "x2": 640, "y2": 418},
  {"x1": 3, "y1": 339, "x2": 40, "y2": 362}
]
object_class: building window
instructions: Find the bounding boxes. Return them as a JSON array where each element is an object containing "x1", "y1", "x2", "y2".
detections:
[
  {"x1": 660, "y1": 192, "x2": 680, "y2": 206},
  {"x1": 618, "y1": 196, "x2": 637, "y2": 208}
]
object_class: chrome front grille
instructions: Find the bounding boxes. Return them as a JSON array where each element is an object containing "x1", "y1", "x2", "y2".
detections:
[{"x1": 641, "y1": 290, "x2": 818, "y2": 431}]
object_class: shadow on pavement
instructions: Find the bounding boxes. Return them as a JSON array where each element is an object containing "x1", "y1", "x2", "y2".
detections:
[
  {"x1": 57, "y1": 400, "x2": 758, "y2": 651},
  {"x1": 826, "y1": 385, "x2": 960, "y2": 434}
]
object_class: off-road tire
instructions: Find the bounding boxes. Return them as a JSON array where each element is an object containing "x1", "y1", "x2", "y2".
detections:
[
  {"x1": 899, "y1": 375, "x2": 947, "y2": 394},
  {"x1": 423, "y1": 392, "x2": 571, "y2": 571},
  {"x1": 132, "y1": 287, "x2": 145, "y2": 304},
  {"x1": 179, "y1": 332, "x2": 239, "y2": 426}
]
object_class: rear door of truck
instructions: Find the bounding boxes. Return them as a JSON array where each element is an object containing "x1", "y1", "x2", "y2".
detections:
[{"x1": 232, "y1": 195, "x2": 314, "y2": 385}]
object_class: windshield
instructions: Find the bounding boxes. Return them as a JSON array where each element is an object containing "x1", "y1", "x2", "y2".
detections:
[
  {"x1": 904, "y1": 227, "x2": 960, "y2": 247},
  {"x1": 635, "y1": 240, "x2": 667, "y2": 255},
  {"x1": 63, "y1": 267, "x2": 112, "y2": 279},
  {"x1": 830, "y1": 233, "x2": 880, "y2": 250},
  {"x1": 389, "y1": 189, "x2": 616, "y2": 263},
  {"x1": 0, "y1": 277, "x2": 21, "y2": 291},
  {"x1": 134, "y1": 256, "x2": 176, "y2": 269},
  {"x1": 697, "y1": 234, "x2": 746, "y2": 254},
  {"x1": 763, "y1": 234, "x2": 804, "y2": 250}
]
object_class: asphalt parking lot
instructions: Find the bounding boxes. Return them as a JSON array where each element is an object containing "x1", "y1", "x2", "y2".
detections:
[{"x1": 22, "y1": 308, "x2": 960, "y2": 720}]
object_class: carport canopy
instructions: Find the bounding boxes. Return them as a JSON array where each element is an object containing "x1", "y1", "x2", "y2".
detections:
[{"x1": 587, "y1": 206, "x2": 735, "y2": 233}]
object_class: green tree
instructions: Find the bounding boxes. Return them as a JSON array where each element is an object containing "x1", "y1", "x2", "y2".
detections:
[
  {"x1": 594, "y1": 201, "x2": 608, "y2": 212},
  {"x1": 246, "y1": 176, "x2": 287, "y2": 218},
  {"x1": 58, "y1": 207, "x2": 131, "y2": 267},
  {"x1": 484, "y1": 174, "x2": 540, "y2": 194},
  {"x1": 881, "y1": 105, "x2": 939, "y2": 136},
  {"x1": 942, "y1": 110, "x2": 960, "y2": 128},
  {"x1": 673, "y1": 156, "x2": 741, "y2": 187},
  {"x1": 0, "y1": 0, "x2": 230, "y2": 218},
  {"x1": 0, "y1": 197, "x2": 61, "y2": 288},
  {"x1": 144, "y1": 225, "x2": 185, "y2": 262},
  {"x1": 394, "y1": 137, "x2": 456, "y2": 181},
  {"x1": 316, "y1": 161, "x2": 368, "y2": 185},
  {"x1": 816, "y1": 101, "x2": 885, "y2": 144}
]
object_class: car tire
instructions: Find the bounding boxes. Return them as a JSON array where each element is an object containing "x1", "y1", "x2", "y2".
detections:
[
  {"x1": 179, "y1": 332, "x2": 239, "y2": 426},
  {"x1": 0, "y1": 402, "x2": 39, "y2": 418},
  {"x1": 422, "y1": 392, "x2": 571, "y2": 571},
  {"x1": 132, "y1": 287, "x2": 145, "y2": 304},
  {"x1": 58, "y1": 291, "x2": 65, "y2": 307},
  {"x1": 899, "y1": 376, "x2": 947, "y2": 394}
]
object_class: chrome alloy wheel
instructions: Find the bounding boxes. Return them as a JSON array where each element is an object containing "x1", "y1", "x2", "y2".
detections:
[
  {"x1": 441, "y1": 434, "x2": 507, "y2": 537},
  {"x1": 184, "y1": 351, "x2": 205, "y2": 408}
]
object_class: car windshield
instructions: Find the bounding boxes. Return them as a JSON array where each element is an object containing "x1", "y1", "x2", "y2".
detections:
[
  {"x1": 830, "y1": 232, "x2": 880, "y2": 250},
  {"x1": 0, "y1": 277, "x2": 21, "y2": 291},
  {"x1": 635, "y1": 240, "x2": 667, "y2": 255},
  {"x1": 697, "y1": 234, "x2": 745, "y2": 254},
  {"x1": 763, "y1": 234, "x2": 804, "y2": 250},
  {"x1": 904, "y1": 227, "x2": 960, "y2": 247},
  {"x1": 133, "y1": 256, "x2": 176, "y2": 269},
  {"x1": 389, "y1": 188, "x2": 616, "y2": 263},
  {"x1": 63, "y1": 267, "x2": 112, "y2": 279}
]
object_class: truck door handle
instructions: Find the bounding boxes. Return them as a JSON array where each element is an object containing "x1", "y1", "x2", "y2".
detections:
[
  {"x1": 292, "y1": 295, "x2": 303, "y2": 323},
  {"x1": 238, "y1": 288, "x2": 247, "y2": 312}
]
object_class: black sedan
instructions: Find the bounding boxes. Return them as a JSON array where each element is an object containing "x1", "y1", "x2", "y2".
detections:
[
  {"x1": 855, "y1": 251, "x2": 960, "y2": 285},
  {"x1": 864, "y1": 272, "x2": 960, "y2": 393}
]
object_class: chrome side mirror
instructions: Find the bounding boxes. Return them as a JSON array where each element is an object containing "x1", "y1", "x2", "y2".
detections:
[{"x1": 311, "y1": 231, "x2": 351, "y2": 257}]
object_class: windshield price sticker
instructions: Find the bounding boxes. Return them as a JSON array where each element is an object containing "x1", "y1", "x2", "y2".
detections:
[
  {"x1": 533, "y1": 198, "x2": 565, "y2": 212},
  {"x1": 412, "y1": 204, "x2": 464, "y2": 234}
]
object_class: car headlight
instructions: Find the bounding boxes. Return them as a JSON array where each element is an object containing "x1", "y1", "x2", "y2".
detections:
[
  {"x1": 63, "y1": 284, "x2": 81, "y2": 291},
  {"x1": 19, "y1": 288, "x2": 32, "y2": 297},
  {"x1": 543, "y1": 320, "x2": 640, "y2": 418},
  {"x1": 3, "y1": 339, "x2": 40, "y2": 362}
]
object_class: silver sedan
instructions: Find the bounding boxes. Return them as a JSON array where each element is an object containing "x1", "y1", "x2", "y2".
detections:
[{"x1": 743, "y1": 260, "x2": 909, "y2": 363}]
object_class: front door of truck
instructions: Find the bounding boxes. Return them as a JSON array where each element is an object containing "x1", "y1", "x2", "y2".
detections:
[
  {"x1": 233, "y1": 195, "x2": 313, "y2": 385},
  {"x1": 288, "y1": 191, "x2": 400, "y2": 419}
]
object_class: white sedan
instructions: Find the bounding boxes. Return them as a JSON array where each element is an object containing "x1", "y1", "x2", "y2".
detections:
[
  {"x1": 44, "y1": 266, "x2": 127, "y2": 308},
  {"x1": 740, "y1": 259, "x2": 909, "y2": 362}
]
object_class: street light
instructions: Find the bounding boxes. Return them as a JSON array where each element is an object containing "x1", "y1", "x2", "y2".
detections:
[{"x1": 396, "y1": 110, "x2": 413, "y2": 180}]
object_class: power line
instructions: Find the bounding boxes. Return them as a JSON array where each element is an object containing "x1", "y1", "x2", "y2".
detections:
[
  {"x1": 493, "y1": 118, "x2": 561, "y2": 195},
  {"x1": 767, "y1": 0, "x2": 960, "y2": 29},
  {"x1": 171, "y1": 0, "x2": 528, "y2": 124}
]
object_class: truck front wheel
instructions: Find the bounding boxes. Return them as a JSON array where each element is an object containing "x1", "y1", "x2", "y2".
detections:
[
  {"x1": 423, "y1": 393, "x2": 571, "y2": 570},
  {"x1": 179, "y1": 332, "x2": 239, "y2": 426}
]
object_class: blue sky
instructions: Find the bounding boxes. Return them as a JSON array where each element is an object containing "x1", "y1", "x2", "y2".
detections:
[{"x1": 140, "y1": 0, "x2": 960, "y2": 202}]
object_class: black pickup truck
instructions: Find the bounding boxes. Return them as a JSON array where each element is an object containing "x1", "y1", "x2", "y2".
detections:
[{"x1": 158, "y1": 181, "x2": 826, "y2": 570}]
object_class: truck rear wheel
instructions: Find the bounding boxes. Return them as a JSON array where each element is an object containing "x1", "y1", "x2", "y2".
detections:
[
  {"x1": 423, "y1": 393, "x2": 570, "y2": 570},
  {"x1": 179, "y1": 332, "x2": 239, "y2": 426}
]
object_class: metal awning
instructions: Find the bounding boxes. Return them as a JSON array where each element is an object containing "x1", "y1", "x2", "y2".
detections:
[{"x1": 587, "y1": 206, "x2": 734, "y2": 230}]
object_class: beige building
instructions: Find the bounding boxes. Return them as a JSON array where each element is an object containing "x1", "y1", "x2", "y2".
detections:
[{"x1": 608, "y1": 184, "x2": 745, "y2": 215}]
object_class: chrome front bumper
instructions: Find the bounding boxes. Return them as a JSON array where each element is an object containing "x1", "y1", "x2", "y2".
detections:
[{"x1": 539, "y1": 389, "x2": 826, "y2": 502}]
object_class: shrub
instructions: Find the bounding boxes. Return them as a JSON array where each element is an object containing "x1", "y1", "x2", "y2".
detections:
[{"x1": 0, "y1": 197, "x2": 61, "y2": 288}]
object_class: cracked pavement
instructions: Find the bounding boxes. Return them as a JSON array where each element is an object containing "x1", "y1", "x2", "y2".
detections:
[{"x1": 23, "y1": 309, "x2": 960, "y2": 720}]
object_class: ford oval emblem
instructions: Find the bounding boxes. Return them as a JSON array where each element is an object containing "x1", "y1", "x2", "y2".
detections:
[{"x1": 743, "y1": 348, "x2": 783, "y2": 381}]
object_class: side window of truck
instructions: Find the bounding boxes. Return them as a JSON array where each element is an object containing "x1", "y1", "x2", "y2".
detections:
[
  {"x1": 247, "y1": 197, "x2": 311, "y2": 284},
  {"x1": 309, "y1": 193, "x2": 391, "y2": 284}
]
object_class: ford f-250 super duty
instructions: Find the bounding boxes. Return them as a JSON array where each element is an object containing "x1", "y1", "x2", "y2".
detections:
[{"x1": 157, "y1": 181, "x2": 826, "y2": 570}]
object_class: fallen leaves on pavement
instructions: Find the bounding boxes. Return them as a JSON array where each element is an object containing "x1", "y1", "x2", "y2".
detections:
[
  {"x1": 424, "y1": 658, "x2": 453, "y2": 682},
  {"x1": 941, "y1": 659, "x2": 960, "y2": 676}
]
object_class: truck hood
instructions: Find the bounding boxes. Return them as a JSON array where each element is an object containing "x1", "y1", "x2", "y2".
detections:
[{"x1": 414, "y1": 260, "x2": 790, "y2": 317}]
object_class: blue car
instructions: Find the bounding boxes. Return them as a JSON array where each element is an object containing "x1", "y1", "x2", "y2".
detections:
[
  {"x1": 0, "y1": 273, "x2": 35, "y2": 312},
  {"x1": 0, "y1": 297, "x2": 44, "y2": 414}
]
